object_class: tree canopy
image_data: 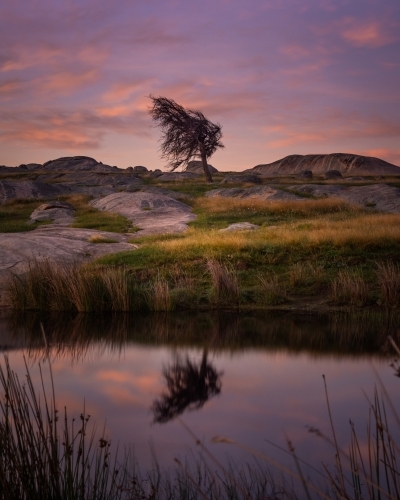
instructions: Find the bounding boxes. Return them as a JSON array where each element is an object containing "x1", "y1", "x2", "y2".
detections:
[{"x1": 148, "y1": 95, "x2": 224, "y2": 182}]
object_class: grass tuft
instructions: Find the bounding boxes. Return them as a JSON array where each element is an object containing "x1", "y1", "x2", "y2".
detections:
[
  {"x1": 376, "y1": 261, "x2": 400, "y2": 306},
  {"x1": 149, "y1": 275, "x2": 173, "y2": 311},
  {"x1": 331, "y1": 268, "x2": 369, "y2": 306},
  {"x1": 207, "y1": 258, "x2": 240, "y2": 304}
]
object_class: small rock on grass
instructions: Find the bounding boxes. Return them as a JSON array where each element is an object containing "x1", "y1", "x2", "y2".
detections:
[{"x1": 219, "y1": 222, "x2": 260, "y2": 232}]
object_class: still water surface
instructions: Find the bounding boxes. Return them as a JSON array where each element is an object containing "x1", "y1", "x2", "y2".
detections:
[{"x1": 0, "y1": 310, "x2": 399, "y2": 478}]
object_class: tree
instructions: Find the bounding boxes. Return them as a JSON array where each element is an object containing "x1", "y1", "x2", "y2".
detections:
[
  {"x1": 148, "y1": 95, "x2": 224, "y2": 183},
  {"x1": 151, "y1": 349, "x2": 223, "y2": 424}
]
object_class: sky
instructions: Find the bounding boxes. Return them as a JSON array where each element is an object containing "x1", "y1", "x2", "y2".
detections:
[{"x1": 1, "y1": 0, "x2": 399, "y2": 171}]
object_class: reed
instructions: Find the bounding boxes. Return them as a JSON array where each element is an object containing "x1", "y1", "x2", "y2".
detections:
[
  {"x1": 207, "y1": 258, "x2": 240, "y2": 304},
  {"x1": 376, "y1": 261, "x2": 400, "y2": 306},
  {"x1": 149, "y1": 275, "x2": 173, "y2": 311},
  {"x1": 7, "y1": 260, "x2": 146, "y2": 312},
  {"x1": 258, "y1": 272, "x2": 287, "y2": 305},
  {"x1": 0, "y1": 356, "x2": 133, "y2": 500},
  {"x1": 331, "y1": 268, "x2": 369, "y2": 306}
]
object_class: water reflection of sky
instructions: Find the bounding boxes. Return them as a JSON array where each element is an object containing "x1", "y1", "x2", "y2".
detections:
[{"x1": 2, "y1": 344, "x2": 398, "y2": 479}]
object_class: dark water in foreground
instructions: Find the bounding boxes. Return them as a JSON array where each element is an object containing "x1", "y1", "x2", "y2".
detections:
[{"x1": 0, "y1": 310, "x2": 400, "y2": 479}]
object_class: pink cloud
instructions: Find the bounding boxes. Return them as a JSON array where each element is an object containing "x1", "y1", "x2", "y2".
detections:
[
  {"x1": 363, "y1": 148, "x2": 400, "y2": 166},
  {"x1": 0, "y1": 78, "x2": 23, "y2": 97},
  {"x1": 0, "y1": 106, "x2": 151, "y2": 150},
  {"x1": 340, "y1": 18, "x2": 399, "y2": 48},
  {"x1": 102, "y1": 78, "x2": 155, "y2": 102}
]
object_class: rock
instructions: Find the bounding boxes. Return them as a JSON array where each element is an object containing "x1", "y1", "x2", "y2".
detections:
[
  {"x1": 0, "y1": 227, "x2": 136, "y2": 301},
  {"x1": 91, "y1": 191, "x2": 196, "y2": 237},
  {"x1": 206, "y1": 185, "x2": 303, "y2": 201},
  {"x1": 157, "y1": 172, "x2": 199, "y2": 181},
  {"x1": 34, "y1": 201, "x2": 74, "y2": 211},
  {"x1": 286, "y1": 183, "x2": 400, "y2": 212},
  {"x1": 221, "y1": 174, "x2": 262, "y2": 184},
  {"x1": 325, "y1": 170, "x2": 342, "y2": 179},
  {"x1": 149, "y1": 169, "x2": 163, "y2": 178},
  {"x1": 250, "y1": 153, "x2": 400, "y2": 177},
  {"x1": 133, "y1": 166, "x2": 148, "y2": 173},
  {"x1": 29, "y1": 201, "x2": 75, "y2": 225},
  {"x1": 0, "y1": 180, "x2": 71, "y2": 204},
  {"x1": 139, "y1": 186, "x2": 192, "y2": 201},
  {"x1": 185, "y1": 161, "x2": 218, "y2": 173},
  {"x1": 42, "y1": 156, "x2": 117, "y2": 172},
  {"x1": 296, "y1": 170, "x2": 313, "y2": 179},
  {"x1": 26, "y1": 163, "x2": 42, "y2": 170},
  {"x1": 219, "y1": 222, "x2": 260, "y2": 232},
  {"x1": 126, "y1": 167, "x2": 134, "y2": 172},
  {"x1": 18, "y1": 164, "x2": 28, "y2": 170}
]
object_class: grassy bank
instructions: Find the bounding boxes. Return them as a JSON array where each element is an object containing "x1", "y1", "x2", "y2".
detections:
[{"x1": 6, "y1": 197, "x2": 400, "y2": 311}]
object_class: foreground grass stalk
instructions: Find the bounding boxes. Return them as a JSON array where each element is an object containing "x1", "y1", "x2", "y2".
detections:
[{"x1": 207, "y1": 258, "x2": 240, "y2": 305}]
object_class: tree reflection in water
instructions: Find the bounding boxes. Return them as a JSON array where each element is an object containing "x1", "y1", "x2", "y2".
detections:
[{"x1": 152, "y1": 349, "x2": 223, "y2": 424}]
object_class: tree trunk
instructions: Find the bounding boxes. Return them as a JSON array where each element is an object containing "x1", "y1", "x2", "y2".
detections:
[{"x1": 199, "y1": 143, "x2": 213, "y2": 183}]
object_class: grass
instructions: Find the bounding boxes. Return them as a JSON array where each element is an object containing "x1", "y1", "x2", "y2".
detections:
[
  {"x1": 190, "y1": 197, "x2": 361, "y2": 229},
  {"x1": 4, "y1": 192, "x2": 400, "y2": 311},
  {"x1": 88, "y1": 234, "x2": 118, "y2": 243},
  {"x1": 0, "y1": 194, "x2": 134, "y2": 234},
  {"x1": 66, "y1": 195, "x2": 133, "y2": 233},
  {"x1": 0, "y1": 199, "x2": 49, "y2": 232}
]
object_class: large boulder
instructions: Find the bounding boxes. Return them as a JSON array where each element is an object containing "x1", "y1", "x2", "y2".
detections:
[
  {"x1": 324, "y1": 169, "x2": 342, "y2": 179},
  {"x1": 132, "y1": 165, "x2": 148, "y2": 173},
  {"x1": 42, "y1": 156, "x2": 117, "y2": 172},
  {"x1": 250, "y1": 153, "x2": 400, "y2": 177},
  {"x1": 185, "y1": 161, "x2": 218, "y2": 173},
  {"x1": 29, "y1": 201, "x2": 75, "y2": 224},
  {"x1": 91, "y1": 191, "x2": 196, "y2": 236}
]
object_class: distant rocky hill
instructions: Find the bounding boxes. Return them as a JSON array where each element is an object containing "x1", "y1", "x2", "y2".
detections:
[{"x1": 249, "y1": 153, "x2": 400, "y2": 176}]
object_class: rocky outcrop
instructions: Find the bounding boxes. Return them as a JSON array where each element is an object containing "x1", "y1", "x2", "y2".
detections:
[
  {"x1": 42, "y1": 156, "x2": 118, "y2": 172},
  {"x1": 29, "y1": 201, "x2": 75, "y2": 224},
  {"x1": 0, "y1": 180, "x2": 71, "y2": 204},
  {"x1": 286, "y1": 184, "x2": 400, "y2": 213},
  {"x1": 157, "y1": 172, "x2": 199, "y2": 181},
  {"x1": 250, "y1": 153, "x2": 400, "y2": 177},
  {"x1": 206, "y1": 185, "x2": 303, "y2": 201},
  {"x1": 185, "y1": 161, "x2": 218, "y2": 173},
  {"x1": 221, "y1": 174, "x2": 262, "y2": 184},
  {"x1": 91, "y1": 191, "x2": 196, "y2": 237},
  {"x1": 132, "y1": 166, "x2": 148, "y2": 173}
]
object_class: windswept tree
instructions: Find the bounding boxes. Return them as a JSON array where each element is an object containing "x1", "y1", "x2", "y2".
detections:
[{"x1": 148, "y1": 95, "x2": 224, "y2": 182}]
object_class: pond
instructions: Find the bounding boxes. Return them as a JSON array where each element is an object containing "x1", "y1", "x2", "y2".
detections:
[{"x1": 1, "y1": 310, "x2": 399, "y2": 490}]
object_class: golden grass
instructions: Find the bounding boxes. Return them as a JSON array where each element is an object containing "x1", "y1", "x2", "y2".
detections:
[
  {"x1": 195, "y1": 196, "x2": 358, "y2": 215},
  {"x1": 145, "y1": 213, "x2": 400, "y2": 258},
  {"x1": 88, "y1": 234, "x2": 117, "y2": 243}
]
